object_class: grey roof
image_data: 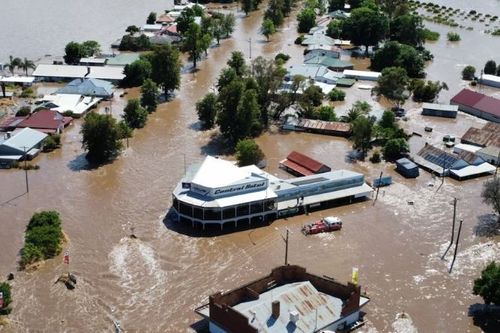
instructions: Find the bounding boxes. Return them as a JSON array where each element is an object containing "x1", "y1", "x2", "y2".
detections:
[
  {"x1": 233, "y1": 281, "x2": 343, "y2": 333},
  {"x1": 56, "y1": 78, "x2": 114, "y2": 98},
  {"x1": 106, "y1": 53, "x2": 141, "y2": 66},
  {"x1": 287, "y1": 64, "x2": 329, "y2": 80},
  {"x1": 302, "y1": 35, "x2": 336, "y2": 46},
  {"x1": 396, "y1": 158, "x2": 418, "y2": 169},
  {"x1": 422, "y1": 103, "x2": 458, "y2": 112},
  {"x1": 0, "y1": 128, "x2": 47, "y2": 155}
]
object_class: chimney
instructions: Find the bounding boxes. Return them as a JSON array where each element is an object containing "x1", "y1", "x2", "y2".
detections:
[{"x1": 272, "y1": 301, "x2": 280, "y2": 319}]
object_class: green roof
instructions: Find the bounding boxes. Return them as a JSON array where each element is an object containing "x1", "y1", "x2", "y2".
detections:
[
  {"x1": 336, "y1": 78, "x2": 356, "y2": 87},
  {"x1": 304, "y1": 55, "x2": 353, "y2": 69},
  {"x1": 106, "y1": 53, "x2": 141, "y2": 66}
]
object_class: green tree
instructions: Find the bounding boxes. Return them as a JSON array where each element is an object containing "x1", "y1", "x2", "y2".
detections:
[
  {"x1": 379, "y1": 110, "x2": 396, "y2": 129},
  {"x1": 242, "y1": 0, "x2": 255, "y2": 15},
  {"x1": 484, "y1": 60, "x2": 497, "y2": 75},
  {"x1": 265, "y1": 0, "x2": 285, "y2": 26},
  {"x1": 150, "y1": 44, "x2": 182, "y2": 96},
  {"x1": 301, "y1": 85, "x2": 324, "y2": 107},
  {"x1": 81, "y1": 40, "x2": 101, "y2": 57},
  {"x1": 462, "y1": 65, "x2": 476, "y2": 80},
  {"x1": 373, "y1": 66, "x2": 409, "y2": 106},
  {"x1": 383, "y1": 138, "x2": 408, "y2": 160},
  {"x1": 19, "y1": 57, "x2": 36, "y2": 76},
  {"x1": 236, "y1": 89, "x2": 262, "y2": 139},
  {"x1": 81, "y1": 113, "x2": 123, "y2": 163},
  {"x1": 0, "y1": 282, "x2": 12, "y2": 312},
  {"x1": 351, "y1": 115, "x2": 373, "y2": 156},
  {"x1": 126, "y1": 25, "x2": 140, "y2": 34},
  {"x1": 217, "y1": 79, "x2": 245, "y2": 142},
  {"x1": 297, "y1": 8, "x2": 317, "y2": 33},
  {"x1": 196, "y1": 93, "x2": 218, "y2": 129},
  {"x1": 326, "y1": 19, "x2": 344, "y2": 39},
  {"x1": 329, "y1": 0, "x2": 345, "y2": 11},
  {"x1": 410, "y1": 80, "x2": 448, "y2": 102},
  {"x1": 212, "y1": 18, "x2": 224, "y2": 45},
  {"x1": 481, "y1": 178, "x2": 500, "y2": 222},
  {"x1": 117, "y1": 121, "x2": 133, "y2": 139},
  {"x1": 217, "y1": 67, "x2": 238, "y2": 91},
  {"x1": 64, "y1": 42, "x2": 82, "y2": 64},
  {"x1": 122, "y1": 59, "x2": 152, "y2": 87},
  {"x1": 222, "y1": 13, "x2": 236, "y2": 38},
  {"x1": 119, "y1": 34, "x2": 152, "y2": 51},
  {"x1": 227, "y1": 51, "x2": 247, "y2": 77},
  {"x1": 315, "y1": 105, "x2": 337, "y2": 121},
  {"x1": 176, "y1": 8, "x2": 195, "y2": 35},
  {"x1": 147, "y1": 12, "x2": 157, "y2": 24},
  {"x1": 5, "y1": 55, "x2": 21, "y2": 75},
  {"x1": 261, "y1": 19, "x2": 276, "y2": 41},
  {"x1": 235, "y1": 139, "x2": 265, "y2": 166},
  {"x1": 184, "y1": 22, "x2": 204, "y2": 69},
  {"x1": 328, "y1": 88, "x2": 346, "y2": 101},
  {"x1": 473, "y1": 262, "x2": 500, "y2": 304},
  {"x1": 371, "y1": 41, "x2": 425, "y2": 78},
  {"x1": 390, "y1": 14, "x2": 424, "y2": 47},
  {"x1": 123, "y1": 99, "x2": 148, "y2": 129},
  {"x1": 343, "y1": 7, "x2": 389, "y2": 55},
  {"x1": 140, "y1": 79, "x2": 159, "y2": 113}
]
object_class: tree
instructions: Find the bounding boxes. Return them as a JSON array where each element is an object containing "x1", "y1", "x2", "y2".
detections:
[
  {"x1": 315, "y1": 105, "x2": 337, "y2": 121},
  {"x1": 379, "y1": 110, "x2": 396, "y2": 129},
  {"x1": 383, "y1": 138, "x2": 408, "y2": 159},
  {"x1": 126, "y1": 25, "x2": 140, "y2": 34},
  {"x1": 227, "y1": 51, "x2": 247, "y2": 77},
  {"x1": 122, "y1": 59, "x2": 152, "y2": 87},
  {"x1": 196, "y1": 93, "x2": 218, "y2": 129},
  {"x1": 261, "y1": 19, "x2": 276, "y2": 41},
  {"x1": 235, "y1": 139, "x2": 265, "y2": 166},
  {"x1": 343, "y1": 7, "x2": 389, "y2": 55},
  {"x1": 297, "y1": 8, "x2": 317, "y2": 33},
  {"x1": 150, "y1": 44, "x2": 182, "y2": 96},
  {"x1": 117, "y1": 121, "x2": 133, "y2": 139},
  {"x1": 482, "y1": 178, "x2": 500, "y2": 222},
  {"x1": 64, "y1": 42, "x2": 82, "y2": 64},
  {"x1": 81, "y1": 40, "x2": 101, "y2": 57},
  {"x1": 497, "y1": 65, "x2": 500, "y2": 76},
  {"x1": 265, "y1": 0, "x2": 285, "y2": 26},
  {"x1": 236, "y1": 89, "x2": 262, "y2": 139},
  {"x1": 184, "y1": 22, "x2": 204, "y2": 69},
  {"x1": 378, "y1": 0, "x2": 408, "y2": 18},
  {"x1": 201, "y1": 33, "x2": 212, "y2": 56},
  {"x1": 374, "y1": 67, "x2": 409, "y2": 106},
  {"x1": 329, "y1": 0, "x2": 345, "y2": 11},
  {"x1": 352, "y1": 115, "x2": 373, "y2": 156},
  {"x1": 484, "y1": 60, "x2": 497, "y2": 75},
  {"x1": 0, "y1": 282, "x2": 12, "y2": 312},
  {"x1": 147, "y1": 12, "x2": 157, "y2": 24},
  {"x1": 371, "y1": 41, "x2": 425, "y2": 78},
  {"x1": 19, "y1": 57, "x2": 35, "y2": 76},
  {"x1": 222, "y1": 13, "x2": 236, "y2": 38},
  {"x1": 410, "y1": 80, "x2": 448, "y2": 102},
  {"x1": 217, "y1": 67, "x2": 238, "y2": 91},
  {"x1": 119, "y1": 34, "x2": 152, "y2": 51},
  {"x1": 176, "y1": 9, "x2": 195, "y2": 35},
  {"x1": 212, "y1": 18, "x2": 224, "y2": 45},
  {"x1": 5, "y1": 55, "x2": 21, "y2": 75},
  {"x1": 81, "y1": 113, "x2": 123, "y2": 163},
  {"x1": 462, "y1": 65, "x2": 476, "y2": 80},
  {"x1": 390, "y1": 14, "x2": 424, "y2": 47},
  {"x1": 473, "y1": 262, "x2": 500, "y2": 304},
  {"x1": 328, "y1": 88, "x2": 346, "y2": 101},
  {"x1": 141, "y1": 79, "x2": 159, "y2": 113},
  {"x1": 242, "y1": 0, "x2": 255, "y2": 15},
  {"x1": 123, "y1": 99, "x2": 148, "y2": 129},
  {"x1": 217, "y1": 79, "x2": 246, "y2": 142},
  {"x1": 301, "y1": 85, "x2": 324, "y2": 107},
  {"x1": 326, "y1": 19, "x2": 344, "y2": 39}
]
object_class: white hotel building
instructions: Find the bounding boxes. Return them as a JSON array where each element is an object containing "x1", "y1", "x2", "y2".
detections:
[{"x1": 172, "y1": 156, "x2": 373, "y2": 229}]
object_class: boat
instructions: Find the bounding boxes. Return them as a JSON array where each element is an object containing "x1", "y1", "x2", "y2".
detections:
[{"x1": 302, "y1": 216, "x2": 342, "y2": 235}]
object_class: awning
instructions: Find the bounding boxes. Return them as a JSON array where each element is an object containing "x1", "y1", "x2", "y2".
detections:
[{"x1": 450, "y1": 163, "x2": 496, "y2": 178}]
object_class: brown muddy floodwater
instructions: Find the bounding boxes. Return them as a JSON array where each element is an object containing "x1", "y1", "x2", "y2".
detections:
[{"x1": 1, "y1": 2, "x2": 500, "y2": 333}]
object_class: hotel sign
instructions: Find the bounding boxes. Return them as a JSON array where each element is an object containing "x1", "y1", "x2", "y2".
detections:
[{"x1": 191, "y1": 180, "x2": 268, "y2": 197}]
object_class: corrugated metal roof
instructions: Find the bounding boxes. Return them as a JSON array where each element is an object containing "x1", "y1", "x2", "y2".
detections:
[
  {"x1": 0, "y1": 127, "x2": 47, "y2": 153},
  {"x1": 298, "y1": 119, "x2": 351, "y2": 133},
  {"x1": 396, "y1": 158, "x2": 418, "y2": 169},
  {"x1": 473, "y1": 95, "x2": 500, "y2": 117},
  {"x1": 450, "y1": 88, "x2": 484, "y2": 107},
  {"x1": 422, "y1": 103, "x2": 458, "y2": 112},
  {"x1": 304, "y1": 55, "x2": 353, "y2": 69},
  {"x1": 461, "y1": 123, "x2": 500, "y2": 147},
  {"x1": 233, "y1": 281, "x2": 343, "y2": 333},
  {"x1": 286, "y1": 151, "x2": 330, "y2": 174},
  {"x1": 56, "y1": 78, "x2": 113, "y2": 97}
]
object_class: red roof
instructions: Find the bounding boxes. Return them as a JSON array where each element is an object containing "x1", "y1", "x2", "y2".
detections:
[
  {"x1": 473, "y1": 95, "x2": 500, "y2": 117},
  {"x1": 281, "y1": 151, "x2": 331, "y2": 176},
  {"x1": 17, "y1": 110, "x2": 72, "y2": 131},
  {"x1": 450, "y1": 89, "x2": 484, "y2": 107}
]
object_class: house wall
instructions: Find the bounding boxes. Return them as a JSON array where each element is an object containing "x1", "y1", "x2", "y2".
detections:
[{"x1": 422, "y1": 109, "x2": 457, "y2": 118}]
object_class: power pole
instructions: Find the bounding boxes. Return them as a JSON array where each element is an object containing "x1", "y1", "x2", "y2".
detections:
[
  {"x1": 248, "y1": 38, "x2": 252, "y2": 60},
  {"x1": 449, "y1": 219, "x2": 463, "y2": 273},
  {"x1": 282, "y1": 228, "x2": 289, "y2": 265},
  {"x1": 374, "y1": 171, "x2": 383, "y2": 203},
  {"x1": 495, "y1": 148, "x2": 500, "y2": 177},
  {"x1": 22, "y1": 146, "x2": 29, "y2": 193},
  {"x1": 441, "y1": 198, "x2": 457, "y2": 260}
]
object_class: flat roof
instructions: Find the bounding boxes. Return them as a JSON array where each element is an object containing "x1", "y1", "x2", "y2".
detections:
[
  {"x1": 106, "y1": 53, "x2": 141, "y2": 66},
  {"x1": 343, "y1": 70, "x2": 381, "y2": 78},
  {"x1": 422, "y1": 103, "x2": 458, "y2": 112},
  {"x1": 79, "y1": 57, "x2": 107, "y2": 64},
  {"x1": 450, "y1": 163, "x2": 495, "y2": 178},
  {"x1": 0, "y1": 76, "x2": 35, "y2": 83},
  {"x1": 33, "y1": 64, "x2": 125, "y2": 81},
  {"x1": 453, "y1": 143, "x2": 482, "y2": 153},
  {"x1": 480, "y1": 74, "x2": 500, "y2": 83}
]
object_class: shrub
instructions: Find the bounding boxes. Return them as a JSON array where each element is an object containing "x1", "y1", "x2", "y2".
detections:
[
  {"x1": 15, "y1": 106, "x2": 31, "y2": 116},
  {"x1": 43, "y1": 136, "x2": 58, "y2": 152},
  {"x1": 369, "y1": 150, "x2": 381, "y2": 163},
  {"x1": 20, "y1": 211, "x2": 63, "y2": 269},
  {"x1": 328, "y1": 88, "x2": 346, "y2": 101},
  {"x1": 484, "y1": 60, "x2": 497, "y2": 75},
  {"x1": 235, "y1": 139, "x2": 265, "y2": 167},
  {"x1": 20, "y1": 87, "x2": 35, "y2": 98},
  {"x1": 462, "y1": 65, "x2": 476, "y2": 80},
  {"x1": 447, "y1": 32, "x2": 461, "y2": 41},
  {"x1": 275, "y1": 53, "x2": 290, "y2": 63},
  {"x1": 422, "y1": 28, "x2": 440, "y2": 41},
  {"x1": 62, "y1": 111, "x2": 74, "y2": 117},
  {"x1": 294, "y1": 35, "x2": 305, "y2": 45},
  {"x1": 0, "y1": 282, "x2": 12, "y2": 315}
]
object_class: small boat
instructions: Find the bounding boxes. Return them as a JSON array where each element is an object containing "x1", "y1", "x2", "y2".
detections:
[{"x1": 302, "y1": 216, "x2": 342, "y2": 235}]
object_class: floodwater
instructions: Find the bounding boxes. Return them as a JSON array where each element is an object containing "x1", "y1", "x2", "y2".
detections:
[{"x1": 0, "y1": 1, "x2": 500, "y2": 333}]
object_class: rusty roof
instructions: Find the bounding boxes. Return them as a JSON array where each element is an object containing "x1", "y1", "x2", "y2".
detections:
[
  {"x1": 461, "y1": 123, "x2": 500, "y2": 147},
  {"x1": 286, "y1": 151, "x2": 331, "y2": 174},
  {"x1": 298, "y1": 119, "x2": 351, "y2": 133},
  {"x1": 450, "y1": 89, "x2": 484, "y2": 107}
]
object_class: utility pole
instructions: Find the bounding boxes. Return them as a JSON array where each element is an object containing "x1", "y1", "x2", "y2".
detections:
[
  {"x1": 282, "y1": 228, "x2": 289, "y2": 265},
  {"x1": 248, "y1": 38, "x2": 252, "y2": 60},
  {"x1": 441, "y1": 198, "x2": 457, "y2": 260},
  {"x1": 495, "y1": 148, "x2": 500, "y2": 177},
  {"x1": 374, "y1": 171, "x2": 383, "y2": 203},
  {"x1": 449, "y1": 219, "x2": 463, "y2": 273},
  {"x1": 22, "y1": 146, "x2": 29, "y2": 193}
]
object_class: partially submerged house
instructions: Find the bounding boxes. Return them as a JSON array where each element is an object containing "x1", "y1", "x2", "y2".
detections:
[
  {"x1": 395, "y1": 158, "x2": 419, "y2": 178},
  {"x1": 461, "y1": 123, "x2": 500, "y2": 147},
  {"x1": 56, "y1": 78, "x2": 114, "y2": 99},
  {"x1": 304, "y1": 44, "x2": 341, "y2": 58},
  {"x1": 450, "y1": 89, "x2": 500, "y2": 123},
  {"x1": 195, "y1": 265, "x2": 369, "y2": 333},
  {"x1": 283, "y1": 117, "x2": 351, "y2": 137},
  {"x1": 285, "y1": 64, "x2": 340, "y2": 85},
  {"x1": 0, "y1": 127, "x2": 47, "y2": 166},
  {"x1": 304, "y1": 55, "x2": 353, "y2": 72},
  {"x1": 342, "y1": 70, "x2": 381, "y2": 81},
  {"x1": 280, "y1": 151, "x2": 331, "y2": 176},
  {"x1": 0, "y1": 109, "x2": 72, "y2": 134},
  {"x1": 32, "y1": 64, "x2": 125, "y2": 83},
  {"x1": 413, "y1": 144, "x2": 495, "y2": 179},
  {"x1": 36, "y1": 94, "x2": 101, "y2": 116},
  {"x1": 421, "y1": 103, "x2": 458, "y2": 118}
]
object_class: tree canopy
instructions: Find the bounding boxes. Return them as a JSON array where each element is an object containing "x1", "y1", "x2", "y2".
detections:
[
  {"x1": 389, "y1": 14, "x2": 424, "y2": 47},
  {"x1": 122, "y1": 59, "x2": 152, "y2": 87},
  {"x1": 371, "y1": 41, "x2": 425, "y2": 78},
  {"x1": 81, "y1": 113, "x2": 123, "y2": 163},
  {"x1": 196, "y1": 92, "x2": 218, "y2": 129},
  {"x1": 123, "y1": 99, "x2": 148, "y2": 129},
  {"x1": 149, "y1": 44, "x2": 182, "y2": 96},
  {"x1": 351, "y1": 115, "x2": 373, "y2": 156},
  {"x1": 481, "y1": 178, "x2": 500, "y2": 222},
  {"x1": 373, "y1": 66, "x2": 409, "y2": 105},
  {"x1": 297, "y1": 8, "x2": 317, "y2": 33},
  {"x1": 140, "y1": 79, "x2": 159, "y2": 113},
  {"x1": 484, "y1": 60, "x2": 497, "y2": 75},
  {"x1": 473, "y1": 262, "x2": 500, "y2": 305},
  {"x1": 261, "y1": 19, "x2": 276, "y2": 40},
  {"x1": 343, "y1": 7, "x2": 389, "y2": 55},
  {"x1": 236, "y1": 139, "x2": 265, "y2": 167}
]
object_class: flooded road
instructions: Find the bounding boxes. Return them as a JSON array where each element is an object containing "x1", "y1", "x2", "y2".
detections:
[{"x1": 0, "y1": 2, "x2": 500, "y2": 333}]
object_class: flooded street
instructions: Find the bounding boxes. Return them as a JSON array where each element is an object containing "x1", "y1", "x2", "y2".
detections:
[{"x1": 1, "y1": 1, "x2": 500, "y2": 333}]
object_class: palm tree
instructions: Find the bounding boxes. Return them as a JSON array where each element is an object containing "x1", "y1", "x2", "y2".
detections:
[
  {"x1": 6, "y1": 55, "x2": 21, "y2": 75},
  {"x1": 20, "y1": 58, "x2": 36, "y2": 76}
]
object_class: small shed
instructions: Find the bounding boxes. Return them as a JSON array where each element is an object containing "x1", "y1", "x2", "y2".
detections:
[
  {"x1": 422, "y1": 103, "x2": 458, "y2": 118},
  {"x1": 395, "y1": 158, "x2": 419, "y2": 178},
  {"x1": 279, "y1": 151, "x2": 331, "y2": 176},
  {"x1": 479, "y1": 74, "x2": 500, "y2": 88}
]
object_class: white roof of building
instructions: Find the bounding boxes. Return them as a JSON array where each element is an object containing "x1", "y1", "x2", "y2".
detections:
[
  {"x1": 450, "y1": 163, "x2": 496, "y2": 178},
  {"x1": 142, "y1": 24, "x2": 163, "y2": 31},
  {"x1": 38, "y1": 94, "x2": 101, "y2": 115},
  {"x1": 79, "y1": 57, "x2": 107, "y2": 64},
  {"x1": 0, "y1": 76, "x2": 35, "y2": 83},
  {"x1": 453, "y1": 143, "x2": 481, "y2": 154},
  {"x1": 480, "y1": 74, "x2": 500, "y2": 83},
  {"x1": 343, "y1": 70, "x2": 381, "y2": 79},
  {"x1": 191, "y1": 156, "x2": 251, "y2": 188},
  {"x1": 0, "y1": 127, "x2": 47, "y2": 154},
  {"x1": 33, "y1": 64, "x2": 125, "y2": 81},
  {"x1": 422, "y1": 103, "x2": 458, "y2": 111}
]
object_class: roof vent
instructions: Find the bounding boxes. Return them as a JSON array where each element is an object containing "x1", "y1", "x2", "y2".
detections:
[{"x1": 289, "y1": 310, "x2": 300, "y2": 324}]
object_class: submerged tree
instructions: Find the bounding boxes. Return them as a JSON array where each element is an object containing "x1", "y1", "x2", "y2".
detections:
[
  {"x1": 81, "y1": 113, "x2": 123, "y2": 163},
  {"x1": 19, "y1": 57, "x2": 36, "y2": 76},
  {"x1": 343, "y1": 6, "x2": 389, "y2": 55},
  {"x1": 374, "y1": 66, "x2": 409, "y2": 106},
  {"x1": 140, "y1": 79, "x2": 159, "y2": 113},
  {"x1": 236, "y1": 139, "x2": 265, "y2": 167},
  {"x1": 481, "y1": 178, "x2": 500, "y2": 222},
  {"x1": 123, "y1": 99, "x2": 148, "y2": 129},
  {"x1": 473, "y1": 261, "x2": 500, "y2": 304},
  {"x1": 261, "y1": 19, "x2": 276, "y2": 41},
  {"x1": 6, "y1": 55, "x2": 22, "y2": 74},
  {"x1": 196, "y1": 93, "x2": 219, "y2": 129},
  {"x1": 149, "y1": 44, "x2": 182, "y2": 97}
]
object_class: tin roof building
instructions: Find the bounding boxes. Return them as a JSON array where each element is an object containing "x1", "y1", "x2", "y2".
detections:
[
  {"x1": 450, "y1": 89, "x2": 500, "y2": 123},
  {"x1": 56, "y1": 78, "x2": 114, "y2": 98},
  {"x1": 280, "y1": 151, "x2": 331, "y2": 176},
  {"x1": 196, "y1": 265, "x2": 369, "y2": 333},
  {"x1": 0, "y1": 127, "x2": 47, "y2": 165},
  {"x1": 461, "y1": 123, "x2": 500, "y2": 147},
  {"x1": 172, "y1": 156, "x2": 372, "y2": 229},
  {"x1": 395, "y1": 158, "x2": 419, "y2": 178},
  {"x1": 421, "y1": 103, "x2": 458, "y2": 118}
]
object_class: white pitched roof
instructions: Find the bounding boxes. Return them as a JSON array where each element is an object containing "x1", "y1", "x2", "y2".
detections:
[{"x1": 191, "y1": 156, "x2": 251, "y2": 188}]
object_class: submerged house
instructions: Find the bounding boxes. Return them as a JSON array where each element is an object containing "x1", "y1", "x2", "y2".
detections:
[
  {"x1": 0, "y1": 109, "x2": 72, "y2": 134},
  {"x1": 304, "y1": 55, "x2": 353, "y2": 72},
  {"x1": 280, "y1": 151, "x2": 331, "y2": 176},
  {"x1": 195, "y1": 265, "x2": 370, "y2": 333},
  {"x1": 56, "y1": 78, "x2": 114, "y2": 99},
  {"x1": 0, "y1": 128, "x2": 47, "y2": 166},
  {"x1": 395, "y1": 158, "x2": 419, "y2": 178},
  {"x1": 450, "y1": 89, "x2": 500, "y2": 123}
]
